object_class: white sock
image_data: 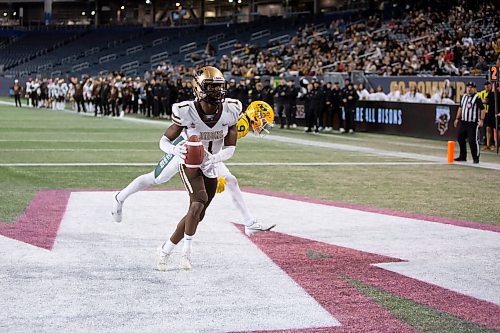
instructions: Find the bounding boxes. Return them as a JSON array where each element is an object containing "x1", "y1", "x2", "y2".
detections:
[
  {"x1": 161, "y1": 240, "x2": 176, "y2": 254},
  {"x1": 226, "y1": 176, "x2": 255, "y2": 226},
  {"x1": 116, "y1": 171, "x2": 156, "y2": 202},
  {"x1": 183, "y1": 234, "x2": 193, "y2": 255}
]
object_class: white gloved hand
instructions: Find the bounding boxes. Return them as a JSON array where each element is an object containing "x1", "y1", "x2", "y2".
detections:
[
  {"x1": 173, "y1": 140, "x2": 187, "y2": 162},
  {"x1": 201, "y1": 150, "x2": 215, "y2": 169}
]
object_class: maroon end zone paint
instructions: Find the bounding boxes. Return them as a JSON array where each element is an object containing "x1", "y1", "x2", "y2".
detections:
[
  {"x1": 0, "y1": 189, "x2": 71, "y2": 250},
  {"x1": 232, "y1": 225, "x2": 416, "y2": 333},
  {"x1": 239, "y1": 227, "x2": 500, "y2": 331}
]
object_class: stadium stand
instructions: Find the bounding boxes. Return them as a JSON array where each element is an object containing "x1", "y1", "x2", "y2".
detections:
[{"x1": 0, "y1": 30, "x2": 83, "y2": 74}]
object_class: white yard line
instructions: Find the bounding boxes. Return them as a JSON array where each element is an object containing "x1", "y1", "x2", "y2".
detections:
[
  {"x1": 261, "y1": 135, "x2": 500, "y2": 171},
  {"x1": 0, "y1": 162, "x2": 442, "y2": 167},
  {"x1": 2, "y1": 100, "x2": 499, "y2": 171},
  {"x1": 0, "y1": 139, "x2": 157, "y2": 143},
  {"x1": 0, "y1": 149, "x2": 157, "y2": 152}
]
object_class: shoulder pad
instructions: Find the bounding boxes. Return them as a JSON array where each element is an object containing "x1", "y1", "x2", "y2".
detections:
[
  {"x1": 171, "y1": 102, "x2": 192, "y2": 127},
  {"x1": 224, "y1": 98, "x2": 242, "y2": 126}
]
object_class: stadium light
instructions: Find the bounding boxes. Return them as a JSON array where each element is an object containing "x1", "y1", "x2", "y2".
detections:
[
  {"x1": 13, "y1": 12, "x2": 17, "y2": 16},
  {"x1": 81, "y1": 11, "x2": 86, "y2": 16},
  {"x1": 229, "y1": 0, "x2": 233, "y2": 3},
  {"x1": 145, "y1": 0, "x2": 151, "y2": 4},
  {"x1": 2, "y1": 12, "x2": 7, "y2": 17},
  {"x1": 237, "y1": 0, "x2": 242, "y2": 3},
  {"x1": 91, "y1": 10, "x2": 96, "y2": 16},
  {"x1": 120, "y1": 5, "x2": 125, "y2": 10}
]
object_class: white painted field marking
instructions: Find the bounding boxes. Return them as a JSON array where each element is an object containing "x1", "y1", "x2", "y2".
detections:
[
  {"x1": 260, "y1": 135, "x2": 500, "y2": 171},
  {"x1": 0, "y1": 149, "x2": 158, "y2": 152},
  {"x1": 0, "y1": 161, "x2": 442, "y2": 167},
  {"x1": 0, "y1": 191, "x2": 339, "y2": 332},
  {"x1": 0, "y1": 140, "x2": 157, "y2": 143}
]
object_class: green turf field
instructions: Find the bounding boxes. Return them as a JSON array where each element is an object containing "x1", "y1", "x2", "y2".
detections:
[
  {"x1": 1, "y1": 102, "x2": 499, "y2": 333},
  {"x1": 0, "y1": 102, "x2": 499, "y2": 225}
]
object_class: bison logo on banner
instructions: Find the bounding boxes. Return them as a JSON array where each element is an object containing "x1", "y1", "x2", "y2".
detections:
[{"x1": 435, "y1": 106, "x2": 451, "y2": 135}]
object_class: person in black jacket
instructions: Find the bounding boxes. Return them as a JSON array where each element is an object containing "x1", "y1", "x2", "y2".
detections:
[
  {"x1": 152, "y1": 79, "x2": 163, "y2": 118},
  {"x1": 310, "y1": 81, "x2": 325, "y2": 132},
  {"x1": 342, "y1": 82, "x2": 359, "y2": 133},
  {"x1": 160, "y1": 79, "x2": 170, "y2": 118},
  {"x1": 340, "y1": 79, "x2": 350, "y2": 132},
  {"x1": 262, "y1": 79, "x2": 274, "y2": 106},
  {"x1": 284, "y1": 78, "x2": 298, "y2": 129},
  {"x1": 322, "y1": 82, "x2": 332, "y2": 130},
  {"x1": 236, "y1": 78, "x2": 249, "y2": 110},
  {"x1": 167, "y1": 79, "x2": 177, "y2": 115},
  {"x1": 328, "y1": 82, "x2": 342, "y2": 131},
  {"x1": 145, "y1": 80, "x2": 154, "y2": 117},
  {"x1": 226, "y1": 79, "x2": 237, "y2": 99},
  {"x1": 248, "y1": 82, "x2": 264, "y2": 102},
  {"x1": 303, "y1": 82, "x2": 315, "y2": 132},
  {"x1": 273, "y1": 79, "x2": 287, "y2": 128},
  {"x1": 100, "y1": 80, "x2": 110, "y2": 116}
]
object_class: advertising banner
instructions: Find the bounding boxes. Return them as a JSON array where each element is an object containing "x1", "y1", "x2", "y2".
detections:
[
  {"x1": 290, "y1": 100, "x2": 459, "y2": 140},
  {"x1": 353, "y1": 101, "x2": 459, "y2": 140}
]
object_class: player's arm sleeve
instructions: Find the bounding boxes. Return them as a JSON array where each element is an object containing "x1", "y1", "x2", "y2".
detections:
[
  {"x1": 160, "y1": 124, "x2": 185, "y2": 154},
  {"x1": 212, "y1": 125, "x2": 237, "y2": 163}
]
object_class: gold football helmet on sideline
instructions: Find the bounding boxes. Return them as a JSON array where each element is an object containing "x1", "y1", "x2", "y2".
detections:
[
  {"x1": 245, "y1": 101, "x2": 275, "y2": 136},
  {"x1": 192, "y1": 66, "x2": 227, "y2": 105}
]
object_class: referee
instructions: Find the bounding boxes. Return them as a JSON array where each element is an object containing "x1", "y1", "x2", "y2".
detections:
[{"x1": 454, "y1": 82, "x2": 486, "y2": 163}]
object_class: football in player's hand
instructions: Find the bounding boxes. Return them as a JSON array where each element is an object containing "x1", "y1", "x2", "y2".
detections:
[{"x1": 184, "y1": 135, "x2": 204, "y2": 168}]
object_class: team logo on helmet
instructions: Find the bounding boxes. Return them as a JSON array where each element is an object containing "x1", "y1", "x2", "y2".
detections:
[
  {"x1": 192, "y1": 66, "x2": 227, "y2": 105},
  {"x1": 245, "y1": 101, "x2": 275, "y2": 136}
]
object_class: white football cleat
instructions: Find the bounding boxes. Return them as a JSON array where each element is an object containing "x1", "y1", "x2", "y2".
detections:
[
  {"x1": 245, "y1": 220, "x2": 276, "y2": 237},
  {"x1": 156, "y1": 246, "x2": 170, "y2": 271},
  {"x1": 179, "y1": 253, "x2": 192, "y2": 270},
  {"x1": 111, "y1": 192, "x2": 123, "y2": 223}
]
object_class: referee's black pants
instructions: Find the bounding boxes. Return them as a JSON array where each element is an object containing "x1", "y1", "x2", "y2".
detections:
[{"x1": 457, "y1": 121, "x2": 480, "y2": 162}]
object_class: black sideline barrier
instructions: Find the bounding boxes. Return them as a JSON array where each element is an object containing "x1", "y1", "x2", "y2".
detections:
[{"x1": 289, "y1": 100, "x2": 459, "y2": 141}]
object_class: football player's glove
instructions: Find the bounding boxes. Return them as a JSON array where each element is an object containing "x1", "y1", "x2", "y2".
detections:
[
  {"x1": 245, "y1": 101, "x2": 275, "y2": 136},
  {"x1": 192, "y1": 66, "x2": 227, "y2": 105},
  {"x1": 216, "y1": 176, "x2": 227, "y2": 194}
]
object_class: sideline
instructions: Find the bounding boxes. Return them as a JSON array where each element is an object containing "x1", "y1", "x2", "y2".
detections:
[{"x1": 1, "y1": 101, "x2": 499, "y2": 171}]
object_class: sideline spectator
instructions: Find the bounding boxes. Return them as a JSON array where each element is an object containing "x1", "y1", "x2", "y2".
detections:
[{"x1": 13, "y1": 79, "x2": 22, "y2": 107}]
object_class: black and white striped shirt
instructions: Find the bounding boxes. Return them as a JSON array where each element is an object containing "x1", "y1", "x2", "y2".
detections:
[{"x1": 460, "y1": 94, "x2": 484, "y2": 123}]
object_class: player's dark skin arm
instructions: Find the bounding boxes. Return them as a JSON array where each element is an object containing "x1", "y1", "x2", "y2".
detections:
[
  {"x1": 164, "y1": 123, "x2": 184, "y2": 141},
  {"x1": 224, "y1": 124, "x2": 238, "y2": 147}
]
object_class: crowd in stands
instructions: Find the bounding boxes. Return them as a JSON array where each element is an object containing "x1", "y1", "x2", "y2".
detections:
[
  {"x1": 219, "y1": 0, "x2": 498, "y2": 78},
  {"x1": 8, "y1": 0, "x2": 499, "y2": 135}
]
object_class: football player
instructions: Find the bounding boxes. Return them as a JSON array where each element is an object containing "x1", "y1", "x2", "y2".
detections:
[{"x1": 112, "y1": 67, "x2": 275, "y2": 270}]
